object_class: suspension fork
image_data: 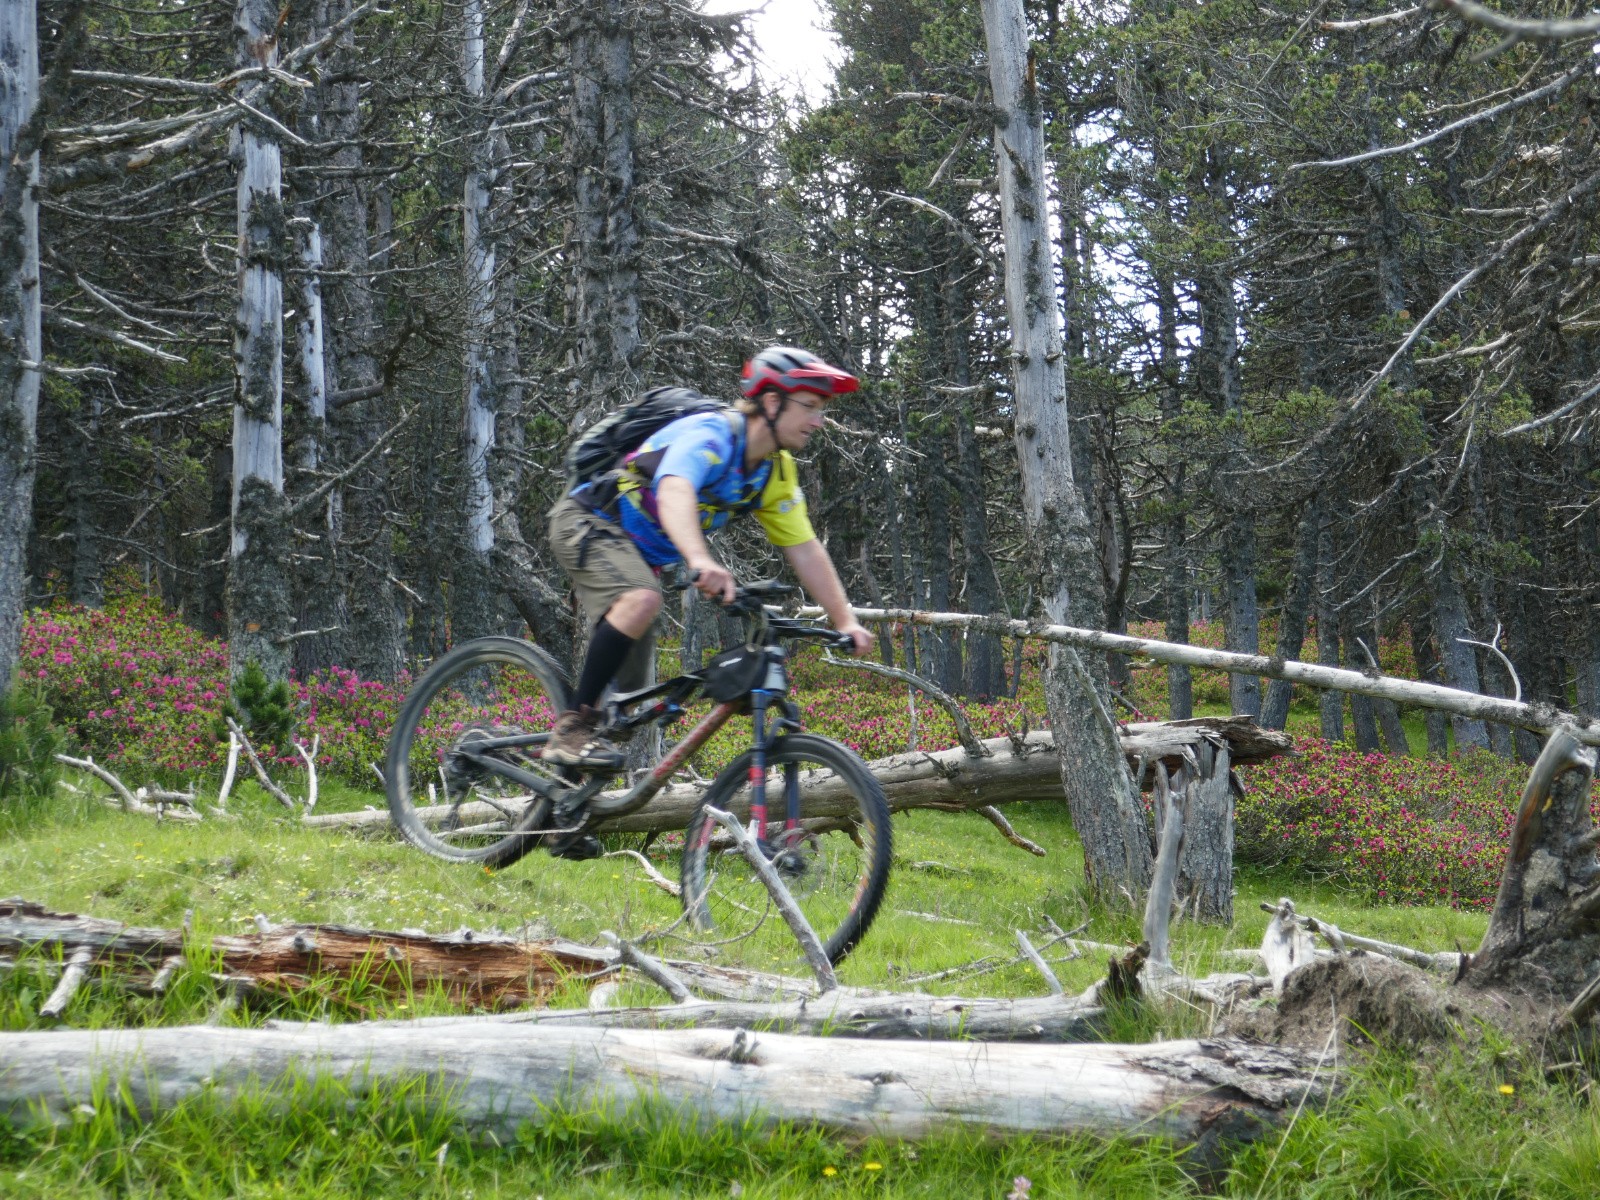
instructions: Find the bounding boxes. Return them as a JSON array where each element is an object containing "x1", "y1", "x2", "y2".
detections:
[{"x1": 747, "y1": 691, "x2": 770, "y2": 842}]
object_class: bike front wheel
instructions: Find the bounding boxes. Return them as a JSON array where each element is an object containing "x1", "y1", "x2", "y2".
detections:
[
  {"x1": 679, "y1": 733, "x2": 892, "y2": 966},
  {"x1": 385, "y1": 636, "x2": 573, "y2": 867}
]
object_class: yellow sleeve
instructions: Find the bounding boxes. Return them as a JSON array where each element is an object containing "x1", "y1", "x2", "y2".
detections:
[{"x1": 753, "y1": 452, "x2": 816, "y2": 547}]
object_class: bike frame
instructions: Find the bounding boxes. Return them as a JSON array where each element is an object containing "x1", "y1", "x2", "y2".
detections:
[{"x1": 453, "y1": 631, "x2": 815, "y2": 832}]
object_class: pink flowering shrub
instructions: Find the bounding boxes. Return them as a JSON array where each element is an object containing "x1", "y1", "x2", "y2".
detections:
[
  {"x1": 21, "y1": 597, "x2": 411, "y2": 784},
  {"x1": 1236, "y1": 738, "x2": 1600, "y2": 908},
  {"x1": 22, "y1": 594, "x2": 233, "y2": 779}
]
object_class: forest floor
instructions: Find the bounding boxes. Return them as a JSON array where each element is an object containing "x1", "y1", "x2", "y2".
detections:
[{"x1": 4, "y1": 784, "x2": 1598, "y2": 1199}]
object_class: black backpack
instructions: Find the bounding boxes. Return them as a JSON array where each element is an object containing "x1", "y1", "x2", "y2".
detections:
[{"x1": 564, "y1": 387, "x2": 732, "y2": 488}]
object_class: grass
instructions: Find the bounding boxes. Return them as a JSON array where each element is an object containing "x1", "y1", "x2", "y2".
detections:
[{"x1": 0, "y1": 761, "x2": 1590, "y2": 1199}]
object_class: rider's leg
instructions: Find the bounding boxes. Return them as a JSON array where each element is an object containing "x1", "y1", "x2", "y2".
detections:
[
  {"x1": 570, "y1": 588, "x2": 660, "y2": 710},
  {"x1": 545, "y1": 498, "x2": 663, "y2": 769}
]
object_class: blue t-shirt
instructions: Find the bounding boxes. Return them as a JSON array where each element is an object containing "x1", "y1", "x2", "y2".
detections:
[{"x1": 576, "y1": 411, "x2": 816, "y2": 567}]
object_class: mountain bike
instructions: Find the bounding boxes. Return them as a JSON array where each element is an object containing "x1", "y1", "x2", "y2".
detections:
[{"x1": 383, "y1": 581, "x2": 893, "y2": 964}]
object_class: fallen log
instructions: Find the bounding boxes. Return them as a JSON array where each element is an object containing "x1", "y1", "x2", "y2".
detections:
[
  {"x1": 272, "y1": 986, "x2": 1109, "y2": 1041},
  {"x1": 303, "y1": 718, "x2": 1292, "y2": 837},
  {"x1": 0, "y1": 1020, "x2": 1333, "y2": 1150},
  {"x1": 0, "y1": 898, "x2": 610, "y2": 1008}
]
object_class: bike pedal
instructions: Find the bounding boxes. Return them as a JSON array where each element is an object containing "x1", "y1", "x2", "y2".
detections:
[{"x1": 548, "y1": 832, "x2": 604, "y2": 861}]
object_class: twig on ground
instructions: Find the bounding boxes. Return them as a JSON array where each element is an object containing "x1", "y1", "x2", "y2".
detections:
[
  {"x1": 1015, "y1": 930, "x2": 1063, "y2": 995},
  {"x1": 602, "y1": 849, "x2": 681, "y2": 896}
]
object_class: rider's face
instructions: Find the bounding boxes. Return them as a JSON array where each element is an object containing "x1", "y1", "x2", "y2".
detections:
[{"x1": 766, "y1": 391, "x2": 828, "y2": 449}]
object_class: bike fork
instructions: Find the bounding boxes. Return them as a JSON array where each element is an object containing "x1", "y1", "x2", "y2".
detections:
[{"x1": 747, "y1": 693, "x2": 769, "y2": 843}]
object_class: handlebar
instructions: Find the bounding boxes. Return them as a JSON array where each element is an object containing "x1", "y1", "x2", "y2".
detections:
[{"x1": 666, "y1": 568, "x2": 854, "y2": 649}]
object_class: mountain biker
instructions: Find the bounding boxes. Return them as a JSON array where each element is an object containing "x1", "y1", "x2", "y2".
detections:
[{"x1": 544, "y1": 346, "x2": 875, "y2": 774}]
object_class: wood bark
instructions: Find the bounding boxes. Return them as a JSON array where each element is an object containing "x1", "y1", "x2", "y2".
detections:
[
  {"x1": 305, "y1": 720, "x2": 1293, "y2": 836},
  {"x1": 454, "y1": 0, "x2": 503, "y2": 645},
  {"x1": 227, "y1": 0, "x2": 292, "y2": 683},
  {"x1": 0, "y1": 1021, "x2": 1330, "y2": 1150},
  {"x1": 569, "y1": 0, "x2": 641, "y2": 426},
  {"x1": 1467, "y1": 727, "x2": 1600, "y2": 996},
  {"x1": 943, "y1": 247, "x2": 1006, "y2": 700},
  {"x1": 0, "y1": 0, "x2": 41, "y2": 694},
  {"x1": 316, "y1": 0, "x2": 403, "y2": 682},
  {"x1": 1193, "y1": 142, "x2": 1260, "y2": 720},
  {"x1": 1156, "y1": 267, "x2": 1193, "y2": 721},
  {"x1": 980, "y1": 0, "x2": 1153, "y2": 900},
  {"x1": 1176, "y1": 740, "x2": 1235, "y2": 924},
  {"x1": 1261, "y1": 497, "x2": 1320, "y2": 731}
]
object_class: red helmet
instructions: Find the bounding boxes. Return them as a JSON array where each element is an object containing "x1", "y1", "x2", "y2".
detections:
[{"x1": 740, "y1": 346, "x2": 859, "y2": 400}]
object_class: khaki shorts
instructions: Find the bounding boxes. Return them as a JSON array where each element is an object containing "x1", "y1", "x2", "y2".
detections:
[{"x1": 547, "y1": 496, "x2": 660, "y2": 692}]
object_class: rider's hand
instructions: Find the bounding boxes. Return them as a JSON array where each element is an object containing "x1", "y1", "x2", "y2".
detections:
[
  {"x1": 688, "y1": 557, "x2": 736, "y2": 605},
  {"x1": 839, "y1": 622, "x2": 874, "y2": 658}
]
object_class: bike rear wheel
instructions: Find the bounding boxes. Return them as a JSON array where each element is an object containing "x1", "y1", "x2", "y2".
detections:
[
  {"x1": 385, "y1": 636, "x2": 573, "y2": 867},
  {"x1": 679, "y1": 733, "x2": 892, "y2": 966}
]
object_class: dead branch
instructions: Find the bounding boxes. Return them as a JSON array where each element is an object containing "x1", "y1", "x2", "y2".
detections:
[
  {"x1": 39, "y1": 947, "x2": 93, "y2": 1019},
  {"x1": 214, "y1": 729, "x2": 238, "y2": 812},
  {"x1": 1257, "y1": 900, "x2": 1463, "y2": 975},
  {"x1": 701, "y1": 806, "x2": 837, "y2": 991},
  {"x1": 1014, "y1": 930, "x2": 1063, "y2": 994},
  {"x1": 797, "y1": 605, "x2": 1600, "y2": 744},
  {"x1": 822, "y1": 652, "x2": 989, "y2": 757},
  {"x1": 294, "y1": 736, "x2": 319, "y2": 814},
  {"x1": 975, "y1": 805, "x2": 1046, "y2": 855},
  {"x1": 1429, "y1": 0, "x2": 1600, "y2": 41},
  {"x1": 225, "y1": 719, "x2": 296, "y2": 810},
  {"x1": 54, "y1": 754, "x2": 136, "y2": 810}
]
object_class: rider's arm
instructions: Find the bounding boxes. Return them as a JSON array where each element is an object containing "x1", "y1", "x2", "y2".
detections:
[
  {"x1": 782, "y1": 539, "x2": 873, "y2": 657},
  {"x1": 656, "y1": 476, "x2": 735, "y2": 603}
]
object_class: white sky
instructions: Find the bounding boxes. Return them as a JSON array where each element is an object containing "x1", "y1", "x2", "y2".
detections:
[{"x1": 700, "y1": 1, "x2": 842, "y2": 105}]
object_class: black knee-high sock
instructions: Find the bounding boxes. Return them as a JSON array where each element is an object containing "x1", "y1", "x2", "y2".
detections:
[{"x1": 573, "y1": 618, "x2": 636, "y2": 710}]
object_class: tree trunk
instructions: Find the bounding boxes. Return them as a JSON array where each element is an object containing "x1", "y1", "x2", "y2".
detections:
[
  {"x1": 1467, "y1": 728, "x2": 1600, "y2": 999},
  {"x1": 981, "y1": 0, "x2": 1152, "y2": 899},
  {"x1": 1176, "y1": 740, "x2": 1234, "y2": 924},
  {"x1": 1410, "y1": 615, "x2": 1452, "y2": 757},
  {"x1": 0, "y1": 1, "x2": 42, "y2": 694},
  {"x1": 1314, "y1": 509, "x2": 1343, "y2": 742},
  {"x1": 67, "y1": 389, "x2": 103, "y2": 607},
  {"x1": 569, "y1": 0, "x2": 641, "y2": 427},
  {"x1": 454, "y1": 0, "x2": 504, "y2": 646},
  {"x1": 1430, "y1": 546, "x2": 1490, "y2": 752},
  {"x1": 1342, "y1": 612, "x2": 1382, "y2": 753},
  {"x1": 318, "y1": 0, "x2": 402, "y2": 682},
  {"x1": 1156, "y1": 268, "x2": 1192, "y2": 720},
  {"x1": 308, "y1": 720, "x2": 1295, "y2": 837},
  {"x1": 1261, "y1": 497, "x2": 1320, "y2": 730},
  {"x1": 942, "y1": 244, "x2": 1005, "y2": 699},
  {"x1": 290, "y1": 203, "x2": 341, "y2": 676},
  {"x1": 228, "y1": 0, "x2": 293, "y2": 683},
  {"x1": 1193, "y1": 144, "x2": 1258, "y2": 719}
]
